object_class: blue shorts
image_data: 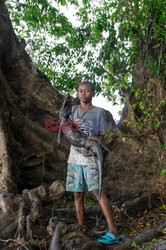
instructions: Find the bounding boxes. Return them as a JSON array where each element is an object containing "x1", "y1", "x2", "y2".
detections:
[{"x1": 66, "y1": 163, "x2": 100, "y2": 192}]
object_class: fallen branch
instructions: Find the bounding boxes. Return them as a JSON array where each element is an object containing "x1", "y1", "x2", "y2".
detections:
[
  {"x1": 0, "y1": 238, "x2": 30, "y2": 250},
  {"x1": 116, "y1": 220, "x2": 166, "y2": 249}
]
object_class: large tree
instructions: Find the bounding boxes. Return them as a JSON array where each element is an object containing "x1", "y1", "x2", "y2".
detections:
[
  {"x1": 0, "y1": 0, "x2": 165, "y2": 247},
  {"x1": 6, "y1": 0, "x2": 166, "y2": 102}
]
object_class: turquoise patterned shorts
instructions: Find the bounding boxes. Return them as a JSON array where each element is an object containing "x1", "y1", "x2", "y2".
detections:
[{"x1": 66, "y1": 163, "x2": 100, "y2": 192}]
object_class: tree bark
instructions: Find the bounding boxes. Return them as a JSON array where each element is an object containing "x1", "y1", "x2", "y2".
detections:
[{"x1": 0, "y1": 0, "x2": 69, "y2": 193}]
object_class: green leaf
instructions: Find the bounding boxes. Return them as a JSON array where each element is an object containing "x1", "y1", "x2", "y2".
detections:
[
  {"x1": 8, "y1": 0, "x2": 166, "y2": 98},
  {"x1": 137, "y1": 124, "x2": 143, "y2": 130},
  {"x1": 131, "y1": 240, "x2": 137, "y2": 247},
  {"x1": 155, "y1": 122, "x2": 160, "y2": 131},
  {"x1": 132, "y1": 102, "x2": 139, "y2": 109},
  {"x1": 122, "y1": 137, "x2": 126, "y2": 142},
  {"x1": 154, "y1": 147, "x2": 158, "y2": 153},
  {"x1": 160, "y1": 100, "x2": 165, "y2": 105},
  {"x1": 124, "y1": 73, "x2": 128, "y2": 82},
  {"x1": 108, "y1": 132, "x2": 113, "y2": 138},
  {"x1": 161, "y1": 169, "x2": 166, "y2": 176},
  {"x1": 162, "y1": 205, "x2": 166, "y2": 210}
]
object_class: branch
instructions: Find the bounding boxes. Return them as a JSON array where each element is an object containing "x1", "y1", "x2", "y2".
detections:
[{"x1": 0, "y1": 238, "x2": 30, "y2": 250}]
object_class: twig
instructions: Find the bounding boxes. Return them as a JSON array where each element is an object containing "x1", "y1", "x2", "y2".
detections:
[
  {"x1": 95, "y1": 213, "x2": 104, "y2": 227},
  {"x1": 122, "y1": 209, "x2": 138, "y2": 229},
  {"x1": 0, "y1": 238, "x2": 30, "y2": 250}
]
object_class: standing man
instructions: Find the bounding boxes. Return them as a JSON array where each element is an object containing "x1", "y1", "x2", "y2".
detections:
[{"x1": 61, "y1": 81, "x2": 119, "y2": 244}]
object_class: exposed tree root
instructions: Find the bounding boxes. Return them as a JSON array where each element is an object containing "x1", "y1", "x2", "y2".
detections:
[
  {"x1": 0, "y1": 181, "x2": 65, "y2": 241},
  {"x1": 0, "y1": 213, "x2": 17, "y2": 240},
  {"x1": 49, "y1": 221, "x2": 66, "y2": 250},
  {"x1": 116, "y1": 220, "x2": 166, "y2": 249},
  {"x1": 46, "y1": 218, "x2": 166, "y2": 250},
  {"x1": 149, "y1": 240, "x2": 166, "y2": 250},
  {"x1": 0, "y1": 238, "x2": 30, "y2": 250},
  {"x1": 46, "y1": 194, "x2": 161, "y2": 227}
]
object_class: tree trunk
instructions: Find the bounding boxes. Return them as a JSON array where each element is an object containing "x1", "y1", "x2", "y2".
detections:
[
  {"x1": 0, "y1": 0, "x2": 69, "y2": 193},
  {"x1": 103, "y1": 42, "x2": 166, "y2": 201}
]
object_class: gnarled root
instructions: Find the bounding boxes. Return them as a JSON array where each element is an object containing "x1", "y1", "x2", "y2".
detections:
[
  {"x1": 0, "y1": 181, "x2": 65, "y2": 241},
  {"x1": 49, "y1": 221, "x2": 66, "y2": 250}
]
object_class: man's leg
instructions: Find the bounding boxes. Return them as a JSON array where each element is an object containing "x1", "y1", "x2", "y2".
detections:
[
  {"x1": 74, "y1": 192, "x2": 85, "y2": 225},
  {"x1": 93, "y1": 189, "x2": 117, "y2": 235}
]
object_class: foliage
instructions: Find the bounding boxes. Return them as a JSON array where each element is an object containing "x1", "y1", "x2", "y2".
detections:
[
  {"x1": 6, "y1": 0, "x2": 165, "y2": 102},
  {"x1": 129, "y1": 86, "x2": 165, "y2": 134},
  {"x1": 131, "y1": 240, "x2": 137, "y2": 248},
  {"x1": 161, "y1": 169, "x2": 166, "y2": 175}
]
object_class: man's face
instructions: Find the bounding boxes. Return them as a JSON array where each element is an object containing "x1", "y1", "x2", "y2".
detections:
[{"x1": 78, "y1": 84, "x2": 95, "y2": 103}]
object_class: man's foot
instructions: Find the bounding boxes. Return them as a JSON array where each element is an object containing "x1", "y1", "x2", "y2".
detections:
[
  {"x1": 111, "y1": 230, "x2": 117, "y2": 236},
  {"x1": 97, "y1": 232, "x2": 119, "y2": 245},
  {"x1": 108, "y1": 226, "x2": 117, "y2": 236}
]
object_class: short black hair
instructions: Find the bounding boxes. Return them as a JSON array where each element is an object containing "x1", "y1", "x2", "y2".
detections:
[{"x1": 78, "y1": 81, "x2": 95, "y2": 92}]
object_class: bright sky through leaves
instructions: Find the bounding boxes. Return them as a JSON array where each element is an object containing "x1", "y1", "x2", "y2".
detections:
[{"x1": 57, "y1": 1, "x2": 123, "y2": 120}]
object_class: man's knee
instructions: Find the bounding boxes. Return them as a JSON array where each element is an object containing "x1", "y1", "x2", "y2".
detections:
[
  {"x1": 74, "y1": 192, "x2": 84, "y2": 200},
  {"x1": 92, "y1": 189, "x2": 99, "y2": 198},
  {"x1": 92, "y1": 189, "x2": 105, "y2": 200}
]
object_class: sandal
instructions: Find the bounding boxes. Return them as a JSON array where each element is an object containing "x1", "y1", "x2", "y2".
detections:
[{"x1": 97, "y1": 232, "x2": 119, "y2": 245}]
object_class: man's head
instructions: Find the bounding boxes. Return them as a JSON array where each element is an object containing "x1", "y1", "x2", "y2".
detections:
[
  {"x1": 78, "y1": 81, "x2": 95, "y2": 92},
  {"x1": 78, "y1": 81, "x2": 95, "y2": 103}
]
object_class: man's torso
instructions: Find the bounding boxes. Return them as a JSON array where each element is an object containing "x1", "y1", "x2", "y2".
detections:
[{"x1": 67, "y1": 105, "x2": 107, "y2": 165}]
